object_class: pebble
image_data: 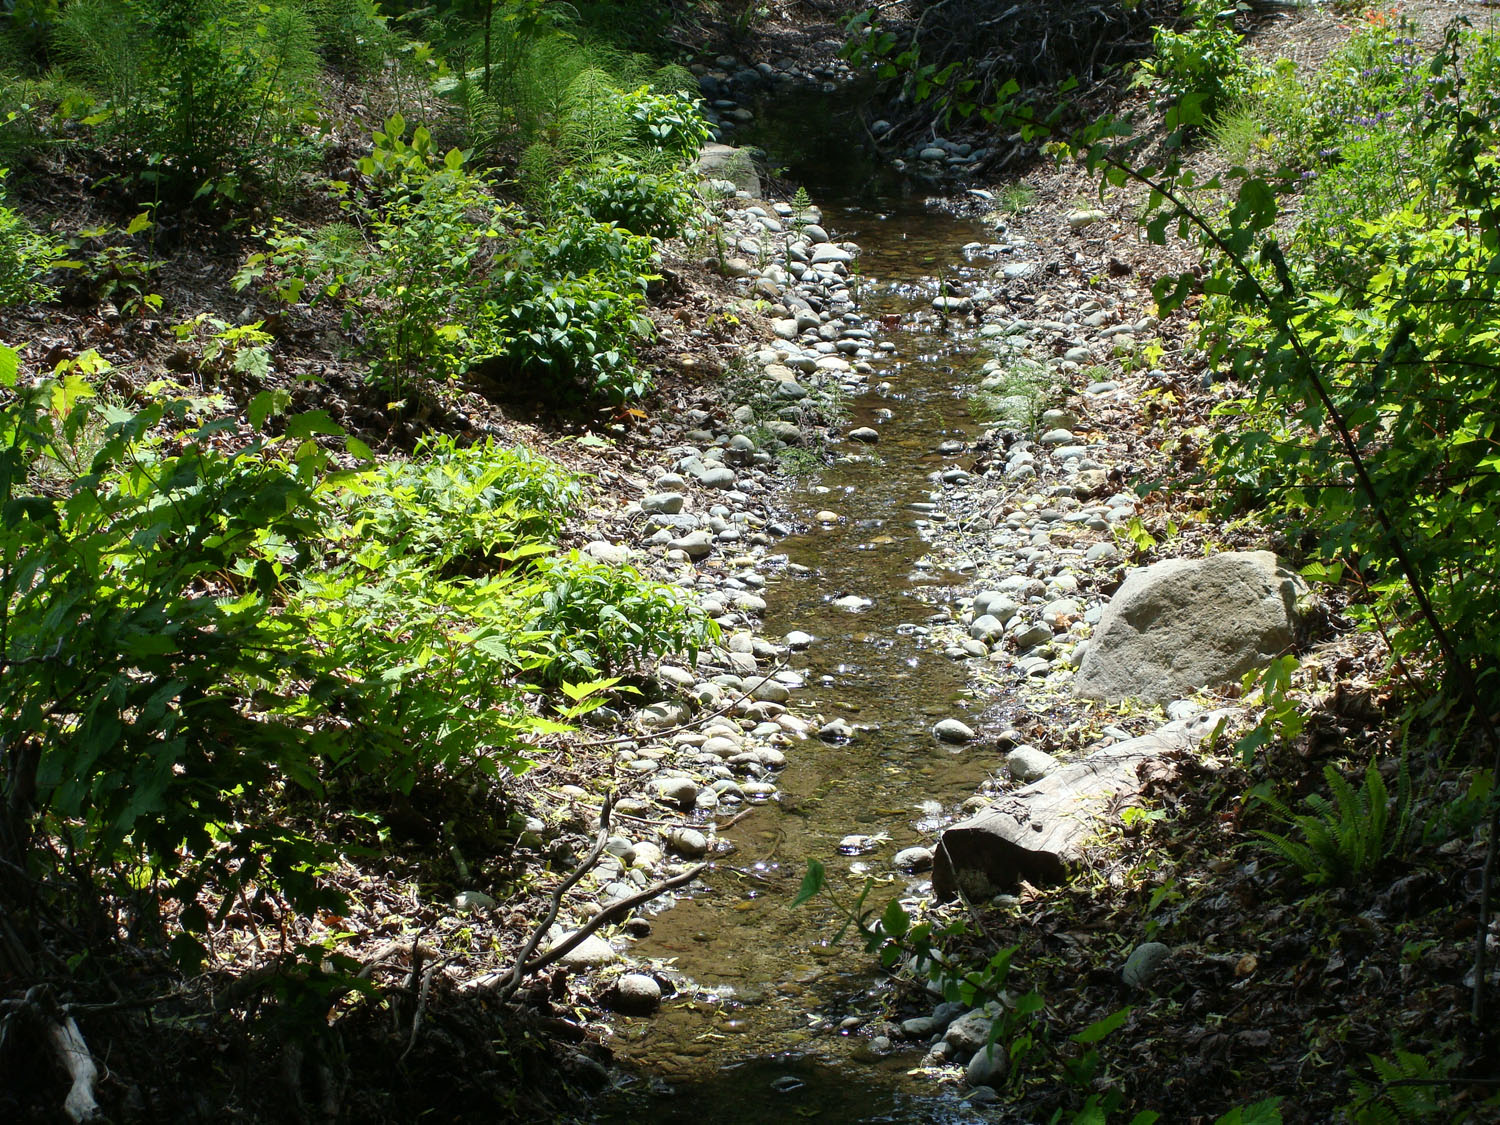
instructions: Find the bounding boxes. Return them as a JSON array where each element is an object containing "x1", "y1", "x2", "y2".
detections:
[
  {"x1": 609, "y1": 973, "x2": 662, "y2": 1015},
  {"x1": 932, "y1": 718, "x2": 976, "y2": 744},
  {"x1": 553, "y1": 933, "x2": 618, "y2": 967},
  {"x1": 893, "y1": 846, "x2": 934, "y2": 872},
  {"x1": 667, "y1": 828, "x2": 710, "y2": 858},
  {"x1": 1123, "y1": 942, "x2": 1172, "y2": 989},
  {"x1": 1006, "y1": 745, "x2": 1057, "y2": 783}
]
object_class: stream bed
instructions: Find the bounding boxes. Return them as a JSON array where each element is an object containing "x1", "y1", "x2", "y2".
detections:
[{"x1": 600, "y1": 136, "x2": 1012, "y2": 1123}]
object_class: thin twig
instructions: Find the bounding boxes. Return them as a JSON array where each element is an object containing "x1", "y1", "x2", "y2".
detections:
[
  {"x1": 399, "y1": 954, "x2": 455, "y2": 1064},
  {"x1": 504, "y1": 861, "x2": 709, "y2": 982},
  {"x1": 493, "y1": 793, "x2": 616, "y2": 1002}
]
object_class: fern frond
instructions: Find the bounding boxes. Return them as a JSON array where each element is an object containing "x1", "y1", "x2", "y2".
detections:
[{"x1": 1254, "y1": 829, "x2": 1326, "y2": 883}]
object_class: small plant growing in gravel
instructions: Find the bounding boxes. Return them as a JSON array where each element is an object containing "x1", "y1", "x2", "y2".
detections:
[{"x1": 995, "y1": 183, "x2": 1035, "y2": 216}]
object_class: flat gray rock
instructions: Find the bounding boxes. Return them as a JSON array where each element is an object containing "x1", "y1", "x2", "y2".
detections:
[
  {"x1": 1073, "y1": 551, "x2": 1307, "y2": 704},
  {"x1": 933, "y1": 712, "x2": 1231, "y2": 899}
]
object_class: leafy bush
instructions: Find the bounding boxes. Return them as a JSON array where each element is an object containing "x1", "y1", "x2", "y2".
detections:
[
  {"x1": 0, "y1": 169, "x2": 61, "y2": 304},
  {"x1": 1141, "y1": 0, "x2": 1256, "y2": 122},
  {"x1": 527, "y1": 552, "x2": 718, "y2": 686},
  {"x1": 471, "y1": 213, "x2": 657, "y2": 402},
  {"x1": 52, "y1": 0, "x2": 324, "y2": 201},
  {"x1": 240, "y1": 118, "x2": 513, "y2": 387},
  {"x1": 561, "y1": 162, "x2": 696, "y2": 238},
  {"x1": 1093, "y1": 23, "x2": 1500, "y2": 708},
  {"x1": 243, "y1": 119, "x2": 659, "y2": 402},
  {"x1": 291, "y1": 558, "x2": 546, "y2": 791},
  {"x1": 619, "y1": 83, "x2": 712, "y2": 163},
  {"x1": 341, "y1": 433, "x2": 582, "y2": 569},
  {"x1": 0, "y1": 350, "x2": 345, "y2": 966}
]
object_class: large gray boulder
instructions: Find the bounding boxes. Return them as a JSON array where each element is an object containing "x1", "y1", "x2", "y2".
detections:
[
  {"x1": 693, "y1": 143, "x2": 760, "y2": 196},
  {"x1": 1073, "y1": 551, "x2": 1306, "y2": 704}
]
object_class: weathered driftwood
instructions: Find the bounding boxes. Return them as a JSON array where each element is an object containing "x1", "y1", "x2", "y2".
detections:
[{"x1": 932, "y1": 712, "x2": 1230, "y2": 901}]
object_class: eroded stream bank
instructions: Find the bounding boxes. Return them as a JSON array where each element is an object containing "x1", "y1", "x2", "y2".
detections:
[{"x1": 599, "y1": 160, "x2": 1017, "y2": 1120}]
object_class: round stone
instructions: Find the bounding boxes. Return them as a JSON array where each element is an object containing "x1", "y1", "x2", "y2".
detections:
[{"x1": 610, "y1": 973, "x2": 663, "y2": 1015}]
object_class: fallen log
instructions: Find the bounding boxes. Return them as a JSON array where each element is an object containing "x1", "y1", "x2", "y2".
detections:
[{"x1": 932, "y1": 711, "x2": 1231, "y2": 901}]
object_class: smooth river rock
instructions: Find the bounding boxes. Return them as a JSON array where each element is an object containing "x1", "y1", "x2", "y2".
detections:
[
  {"x1": 609, "y1": 973, "x2": 663, "y2": 1014},
  {"x1": 932, "y1": 718, "x2": 976, "y2": 744}
]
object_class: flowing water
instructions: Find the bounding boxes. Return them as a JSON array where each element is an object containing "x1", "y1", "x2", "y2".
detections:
[{"x1": 601, "y1": 100, "x2": 1006, "y2": 1123}]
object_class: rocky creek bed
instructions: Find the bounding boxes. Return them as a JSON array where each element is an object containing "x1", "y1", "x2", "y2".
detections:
[{"x1": 542, "y1": 61, "x2": 1307, "y2": 1120}]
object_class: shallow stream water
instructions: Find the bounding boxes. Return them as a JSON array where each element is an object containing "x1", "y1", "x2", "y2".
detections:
[{"x1": 599, "y1": 102, "x2": 1007, "y2": 1124}]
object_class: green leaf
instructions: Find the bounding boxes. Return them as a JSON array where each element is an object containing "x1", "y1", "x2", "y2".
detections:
[
  {"x1": 248, "y1": 389, "x2": 291, "y2": 431},
  {"x1": 126, "y1": 211, "x2": 153, "y2": 236},
  {"x1": 1073, "y1": 1006, "x2": 1132, "y2": 1044},
  {"x1": 0, "y1": 344, "x2": 18, "y2": 387},
  {"x1": 560, "y1": 677, "x2": 620, "y2": 702},
  {"x1": 285, "y1": 410, "x2": 344, "y2": 440},
  {"x1": 879, "y1": 896, "x2": 910, "y2": 939},
  {"x1": 1214, "y1": 1099, "x2": 1282, "y2": 1125},
  {"x1": 345, "y1": 437, "x2": 375, "y2": 463},
  {"x1": 1299, "y1": 560, "x2": 1344, "y2": 584},
  {"x1": 791, "y1": 859, "x2": 826, "y2": 908}
]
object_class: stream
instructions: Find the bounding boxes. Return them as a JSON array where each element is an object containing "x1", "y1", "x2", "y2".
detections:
[{"x1": 600, "y1": 100, "x2": 1012, "y2": 1124}]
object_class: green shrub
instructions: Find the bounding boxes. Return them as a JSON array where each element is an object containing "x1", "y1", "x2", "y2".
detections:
[
  {"x1": 341, "y1": 433, "x2": 582, "y2": 569},
  {"x1": 0, "y1": 170, "x2": 61, "y2": 304},
  {"x1": 476, "y1": 213, "x2": 658, "y2": 403},
  {"x1": 526, "y1": 551, "x2": 718, "y2": 686},
  {"x1": 1111, "y1": 24, "x2": 1500, "y2": 704},
  {"x1": 291, "y1": 558, "x2": 545, "y2": 791},
  {"x1": 474, "y1": 267, "x2": 655, "y2": 403},
  {"x1": 561, "y1": 162, "x2": 696, "y2": 238},
  {"x1": 240, "y1": 118, "x2": 515, "y2": 388},
  {"x1": 243, "y1": 119, "x2": 660, "y2": 403},
  {"x1": 619, "y1": 83, "x2": 712, "y2": 163},
  {"x1": 0, "y1": 352, "x2": 346, "y2": 967},
  {"x1": 1141, "y1": 0, "x2": 1256, "y2": 123}
]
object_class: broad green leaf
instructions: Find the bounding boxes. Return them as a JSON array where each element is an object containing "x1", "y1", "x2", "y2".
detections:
[
  {"x1": 1073, "y1": 1006, "x2": 1132, "y2": 1044},
  {"x1": 879, "y1": 896, "x2": 909, "y2": 939},
  {"x1": 791, "y1": 859, "x2": 825, "y2": 908}
]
